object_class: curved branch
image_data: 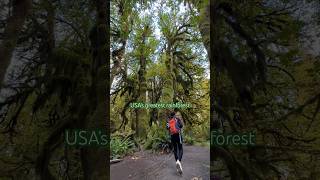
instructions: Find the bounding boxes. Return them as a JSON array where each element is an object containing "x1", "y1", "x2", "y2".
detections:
[
  {"x1": 267, "y1": 65, "x2": 295, "y2": 81},
  {"x1": 219, "y1": 3, "x2": 267, "y2": 83},
  {"x1": 55, "y1": 16, "x2": 88, "y2": 47}
]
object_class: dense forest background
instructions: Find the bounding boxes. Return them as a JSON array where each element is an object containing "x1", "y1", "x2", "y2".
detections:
[
  {"x1": 0, "y1": 0, "x2": 109, "y2": 179},
  {"x1": 110, "y1": 0, "x2": 210, "y2": 159},
  {"x1": 0, "y1": 0, "x2": 320, "y2": 179},
  {"x1": 211, "y1": 0, "x2": 320, "y2": 179}
]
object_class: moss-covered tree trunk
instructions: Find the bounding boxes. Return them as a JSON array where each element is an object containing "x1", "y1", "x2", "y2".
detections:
[
  {"x1": 0, "y1": 0, "x2": 32, "y2": 87},
  {"x1": 193, "y1": 0, "x2": 227, "y2": 177},
  {"x1": 161, "y1": 44, "x2": 175, "y2": 119},
  {"x1": 135, "y1": 25, "x2": 148, "y2": 138},
  {"x1": 198, "y1": 0, "x2": 211, "y2": 61},
  {"x1": 80, "y1": 0, "x2": 109, "y2": 179},
  {"x1": 35, "y1": 1, "x2": 57, "y2": 179}
]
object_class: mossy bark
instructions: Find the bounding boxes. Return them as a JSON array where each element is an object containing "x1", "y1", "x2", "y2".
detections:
[
  {"x1": 80, "y1": 0, "x2": 109, "y2": 179},
  {"x1": 161, "y1": 47, "x2": 175, "y2": 120},
  {"x1": 135, "y1": 26, "x2": 148, "y2": 138}
]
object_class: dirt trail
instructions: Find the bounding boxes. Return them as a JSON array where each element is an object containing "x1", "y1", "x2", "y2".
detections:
[{"x1": 110, "y1": 145, "x2": 210, "y2": 180}]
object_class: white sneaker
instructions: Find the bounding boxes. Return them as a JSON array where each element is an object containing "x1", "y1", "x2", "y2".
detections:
[
  {"x1": 177, "y1": 160, "x2": 183, "y2": 174},
  {"x1": 176, "y1": 160, "x2": 180, "y2": 172}
]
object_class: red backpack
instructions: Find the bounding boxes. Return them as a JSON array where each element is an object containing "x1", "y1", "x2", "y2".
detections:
[{"x1": 168, "y1": 118, "x2": 179, "y2": 135}]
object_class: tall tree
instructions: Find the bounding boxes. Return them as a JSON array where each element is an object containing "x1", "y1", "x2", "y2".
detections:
[
  {"x1": 192, "y1": 0, "x2": 320, "y2": 179},
  {"x1": 80, "y1": 0, "x2": 109, "y2": 179},
  {"x1": 110, "y1": 0, "x2": 134, "y2": 85},
  {"x1": 135, "y1": 24, "x2": 150, "y2": 137},
  {"x1": 0, "y1": 0, "x2": 32, "y2": 87}
]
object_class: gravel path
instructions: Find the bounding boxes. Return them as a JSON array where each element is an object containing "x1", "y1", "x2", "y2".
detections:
[{"x1": 110, "y1": 145, "x2": 210, "y2": 180}]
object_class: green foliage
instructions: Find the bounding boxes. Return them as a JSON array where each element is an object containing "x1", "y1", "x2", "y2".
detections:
[
  {"x1": 183, "y1": 135, "x2": 195, "y2": 145},
  {"x1": 110, "y1": 136, "x2": 135, "y2": 159},
  {"x1": 144, "y1": 124, "x2": 171, "y2": 151},
  {"x1": 111, "y1": 0, "x2": 209, "y2": 152}
]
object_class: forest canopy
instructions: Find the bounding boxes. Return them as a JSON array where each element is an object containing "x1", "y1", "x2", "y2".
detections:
[
  {"x1": 110, "y1": 0, "x2": 210, "y2": 151},
  {"x1": 210, "y1": 0, "x2": 320, "y2": 179}
]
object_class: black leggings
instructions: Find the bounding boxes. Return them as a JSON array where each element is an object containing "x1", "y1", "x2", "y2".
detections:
[{"x1": 171, "y1": 133, "x2": 183, "y2": 161}]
